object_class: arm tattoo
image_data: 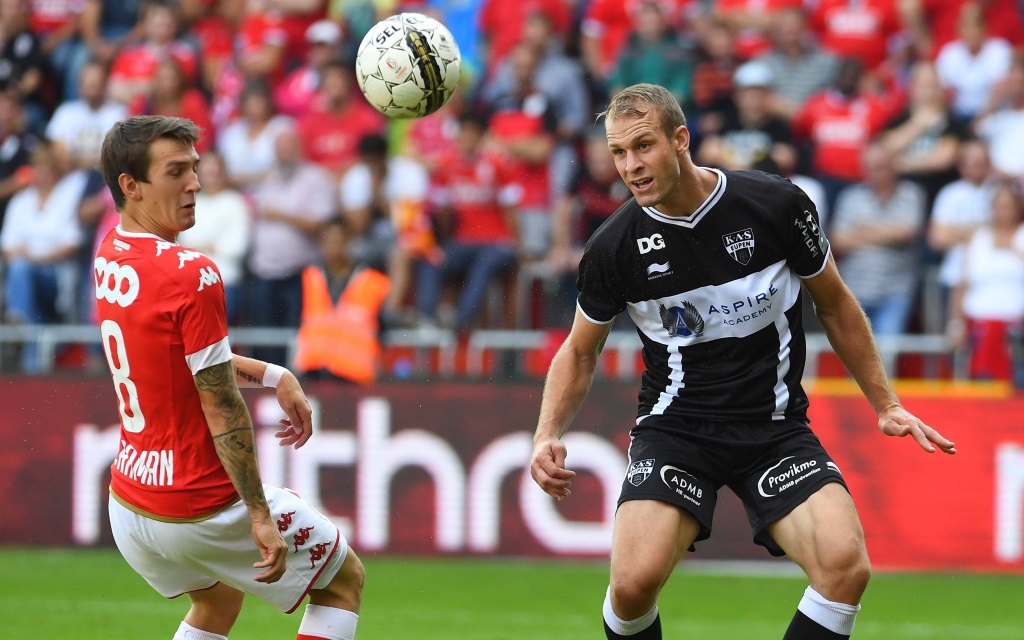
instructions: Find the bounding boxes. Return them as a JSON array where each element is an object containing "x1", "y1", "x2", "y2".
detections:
[
  {"x1": 197, "y1": 362, "x2": 268, "y2": 512},
  {"x1": 235, "y1": 367, "x2": 263, "y2": 386}
]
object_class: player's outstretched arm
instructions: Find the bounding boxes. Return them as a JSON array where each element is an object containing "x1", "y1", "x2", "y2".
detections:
[
  {"x1": 231, "y1": 355, "x2": 314, "y2": 449},
  {"x1": 530, "y1": 308, "x2": 613, "y2": 500},
  {"x1": 803, "y1": 256, "x2": 956, "y2": 455},
  {"x1": 195, "y1": 361, "x2": 289, "y2": 583}
]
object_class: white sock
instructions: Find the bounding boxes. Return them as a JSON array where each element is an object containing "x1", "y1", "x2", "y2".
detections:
[
  {"x1": 172, "y1": 621, "x2": 228, "y2": 640},
  {"x1": 602, "y1": 586, "x2": 659, "y2": 636},
  {"x1": 797, "y1": 586, "x2": 861, "y2": 636},
  {"x1": 296, "y1": 604, "x2": 359, "y2": 640}
]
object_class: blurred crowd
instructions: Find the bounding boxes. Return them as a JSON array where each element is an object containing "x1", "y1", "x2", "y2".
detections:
[{"x1": 2, "y1": 0, "x2": 1024, "y2": 382}]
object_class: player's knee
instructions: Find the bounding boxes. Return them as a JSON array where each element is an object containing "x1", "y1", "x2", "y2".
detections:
[
  {"x1": 311, "y1": 551, "x2": 365, "y2": 610},
  {"x1": 186, "y1": 588, "x2": 244, "y2": 633},
  {"x1": 609, "y1": 575, "x2": 660, "y2": 620},
  {"x1": 818, "y1": 540, "x2": 871, "y2": 601}
]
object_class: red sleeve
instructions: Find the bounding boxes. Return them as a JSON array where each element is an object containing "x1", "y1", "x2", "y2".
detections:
[{"x1": 175, "y1": 260, "x2": 229, "y2": 362}]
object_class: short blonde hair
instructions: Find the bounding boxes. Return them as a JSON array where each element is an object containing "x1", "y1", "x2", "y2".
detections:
[{"x1": 597, "y1": 83, "x2": 687, "y2": 139}]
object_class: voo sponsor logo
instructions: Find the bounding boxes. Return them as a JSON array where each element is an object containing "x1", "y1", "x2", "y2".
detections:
[
  {"x1": 94, "y1": 257, "x2": 140, "y2": 308},
  {"x1": 758, "y1": 456, "x2": 821, "y2": 497}
]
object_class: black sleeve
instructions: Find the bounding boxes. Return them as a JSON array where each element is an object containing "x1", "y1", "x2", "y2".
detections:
[
  {"x1": 782, "y1": 181, "x2": 831, "y2": 278},
  {"x1": 576, "y1": 238, "x2": 628, "y2": 323}
]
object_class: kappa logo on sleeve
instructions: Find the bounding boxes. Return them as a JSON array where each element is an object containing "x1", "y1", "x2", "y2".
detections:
[
  {"x1": 197, "y1": 266, "x2": 221, "y2": 292},
  {"x1": 177, "y1": 250, "x2": 202, "y2": 269}
]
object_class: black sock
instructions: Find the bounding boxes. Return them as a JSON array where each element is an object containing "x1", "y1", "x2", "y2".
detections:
[
  {"x1": 782, "y1": 610, "x2": 849, "y2": 639},
  {"x1": 603, "y1": 613, "x2": 661, "y2": 639}
]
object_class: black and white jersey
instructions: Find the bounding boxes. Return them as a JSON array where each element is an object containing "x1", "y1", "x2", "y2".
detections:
[{"x1": 577, "y1": 169, "x2": 831, "y2": 424}]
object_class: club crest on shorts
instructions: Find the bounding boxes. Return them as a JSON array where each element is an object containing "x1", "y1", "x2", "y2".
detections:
[
  {"x1": 722, "y1": 228, "x2": 755, "y2": 265},
  {"x1": 627, "y1": 458, "x2": 655, "y2": 486}
]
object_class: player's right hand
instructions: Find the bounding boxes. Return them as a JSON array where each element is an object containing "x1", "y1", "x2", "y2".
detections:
[
  {"x1": 274, "y1": 371, "x2": 313, "y2": 449},
  {"x1": 530, "y1": 436, "x2": 576, "y2": 501},
  {"x1": 250, "y1": 517, "x2": 289, "y2": 583}
]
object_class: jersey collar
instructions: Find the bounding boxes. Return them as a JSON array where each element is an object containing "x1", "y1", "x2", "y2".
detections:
[
  {"x1": 641, "y1": 168, "x2": 726, "y2": 229},
  {"x1": 115, "y1": 225, "x2": 178, "y2": 243}
]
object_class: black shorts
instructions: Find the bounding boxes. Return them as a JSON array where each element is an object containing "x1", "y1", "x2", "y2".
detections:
[{"x1": 619, "y1": 416, "x2": 848, "y2": 556}]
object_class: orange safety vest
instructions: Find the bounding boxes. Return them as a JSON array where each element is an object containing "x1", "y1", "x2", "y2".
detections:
[{"x1": 294, "y1": 265, "x2": 390, "y2": 384}]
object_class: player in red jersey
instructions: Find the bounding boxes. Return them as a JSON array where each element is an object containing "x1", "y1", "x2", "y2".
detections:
[{"x1": 95, "y1": 115, "x2": 364, "y2": 640}]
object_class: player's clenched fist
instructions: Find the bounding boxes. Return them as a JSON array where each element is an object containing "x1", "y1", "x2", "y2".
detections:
[{"x1": 530, "y1": 437, "x2": 577, "y2": 500}]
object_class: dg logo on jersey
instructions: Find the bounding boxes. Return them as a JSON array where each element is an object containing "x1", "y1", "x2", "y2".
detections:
[
  {"x1": 722, "y1": 228, "x2": 755, "y2": 265},
  {"x1": 94, "y1": 257, "x2": 140, "y2": 307}
]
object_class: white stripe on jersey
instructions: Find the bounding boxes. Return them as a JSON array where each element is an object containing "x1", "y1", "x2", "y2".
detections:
[
  {"x1": 641, "y1": 347, "x2": 685, "y2": 423},
  {"x1": 772, "y1": 313, "x2": 793, "y2": 421},
  {"x1": 185, "y1": 336, "x2": 233, "y2": 375},
  {"x1": 629, "y1": 259, "x2": 799, "y2": 347}
]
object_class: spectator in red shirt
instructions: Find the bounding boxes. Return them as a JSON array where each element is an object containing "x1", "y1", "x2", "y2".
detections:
[
  {"x1": 107, "y1": 0, "x2": 198, "y2": 105},
  {"x1": 809, "y1": 0, "x2": 903, "y2": 73},
  {"x1": 128, "y1": 59, "x2": 214, "y2": 152},
  {"x1": 416, "y1": 111, "x2": 520, "y2": 330},
  {"x1": 484, "y1": 43, "x2": 557, "y2": 261},
  {"x1": 713, "y1": 0, "x2": 804, "y2": 60},
  {"x1": 478, "y1": 0, "x2": 571, "y2": 76},
  {"x1": 901, "y1": 0, "x2": 1024, "y2": 59},
  {"x1": 297, "y1": 59, "x2": 385, "y2": 176},
  {"x1": 236, "y1": 0, "x2": 289, "y2": 85},
  {"x1": 793, "y1": 57, "x2": 898, "y2": 212},
  {"x1": 580, "y1": 0, "x2": 688, "y2": 85},
  {"x1": 274, "y1": 18, "x2": 344, "y2": 119}
]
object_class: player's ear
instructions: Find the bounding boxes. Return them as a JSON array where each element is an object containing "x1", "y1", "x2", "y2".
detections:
[
  {"x1": 118, "y1": 173, "x2": 142, "y2": 203},
  {"x1": 673, "y1": 125, "x2": 690, "y2": 156}
]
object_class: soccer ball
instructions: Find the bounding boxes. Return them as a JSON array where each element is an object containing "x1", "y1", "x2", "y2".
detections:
[{"x1": 355, "y1": 13, "x2": 461, "y2": 119}]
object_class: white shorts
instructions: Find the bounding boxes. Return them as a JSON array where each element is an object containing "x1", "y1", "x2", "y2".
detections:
[{"x1": 109, "y1": 485, "x2": 348, "y2": 613}]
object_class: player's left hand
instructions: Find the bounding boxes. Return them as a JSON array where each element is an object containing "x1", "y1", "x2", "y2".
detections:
[
  {"x1": 275, "y1": 371, "x2": 313, "y2": 449},
  {"x1": 878, "y1": 405, "x2": 956, "y2": 455}
]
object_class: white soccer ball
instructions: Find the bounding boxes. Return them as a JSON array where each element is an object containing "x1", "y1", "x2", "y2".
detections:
[{"x1": 355, "y1": 13, "x2": 461, "y2": 119}]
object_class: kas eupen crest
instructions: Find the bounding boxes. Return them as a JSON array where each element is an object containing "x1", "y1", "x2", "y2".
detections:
[
  {"x1": 722, "y1": 228, "x2": 755, "y2": 265},
  {"x1": 627, "y1": 459, "x2": 655, "y2": 486}
]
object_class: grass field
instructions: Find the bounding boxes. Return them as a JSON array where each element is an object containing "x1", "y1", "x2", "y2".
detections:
[{"x1": 2, "y1": 548, "x2": 1022, "y2": 639}]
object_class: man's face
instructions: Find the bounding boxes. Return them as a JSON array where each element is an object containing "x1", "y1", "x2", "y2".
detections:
[
  {"x1": 606, "y1": 108, "x2": 685, "y2": 209},
  {"x1": 132, "y1": 138, "x2": 201, "y2": 236}
]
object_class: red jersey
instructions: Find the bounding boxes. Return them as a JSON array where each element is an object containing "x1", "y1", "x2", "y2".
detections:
[
  {"x1": 922, "y1": 0, "x2": 1024, "y2": 54},
  {"x1": 581, "y1": 0, "x2": 688, "y2": 73},
  {"x1": 27, "y1": 0, "x2": 84, "y2": 35},
  {"x1": 715, "y1": 0, "x2": 804, "y2": 59},
  {"x1": 95, "y1": 227, "x2": 236, "y2": 520},
  {"x1": 792, "y1": 90, "x2": 893, "y2": 181},
  {"x1": 129, "y1": 89, "x2": 215, "y2": 153},
  {"x1": 237, "y1": 11, "x2": 289, "y2": 83},
  {"x1": 298, "y1": 104, "x2": 385, "y2": 174},
  {"x1": 109, "y1": 42, "x2": 200, "y2": 89},
  {"x1": 479, "y1": 0, "x2": 572, "y2": 72},
  {"x1": 488, "y1": 92, "x2": 556, "y2": 210},
  {"x1": 809, "y1": 0, "x2": 901, "y2": 71},
  {"x1": 431, "y1": 148, "x2": 520, "y2": 244}
]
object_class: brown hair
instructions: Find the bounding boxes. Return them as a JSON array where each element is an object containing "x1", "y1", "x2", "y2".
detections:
[
  {"x1": 597, "y1": 83, "x2": 687, "y2": 139},
  {"x1": 100, "y1": 115, "x2": 201, "y2": 210}
]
